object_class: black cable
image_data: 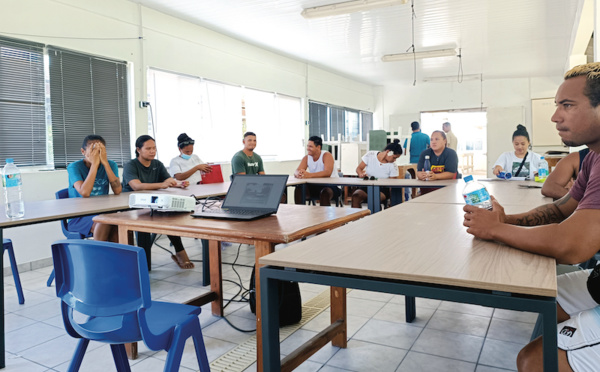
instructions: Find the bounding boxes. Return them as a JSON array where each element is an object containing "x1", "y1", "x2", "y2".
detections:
[
  {"x1": 457, "y1": 48, "x2": 464, "y2": 83},
  {"x1": 152, "y1": 237, "x2": 256, "y2": 332},
  {"x1": 410, "y1": 0, "x2": 417, "y2": 86},
  {"x1": 221, "y1": 244, "x2": 256, "y2": 332}
]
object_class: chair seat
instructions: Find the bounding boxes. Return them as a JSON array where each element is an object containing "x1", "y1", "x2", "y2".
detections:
[{"x1": 74, "y1": 301, "x2": 202, "y2": 346}]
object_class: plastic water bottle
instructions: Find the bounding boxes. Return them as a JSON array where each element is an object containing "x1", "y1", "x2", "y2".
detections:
[
  {"x1": 424, "y1": 155, "x2": 431, "y2": 180},
  {"x1": 462, "y1": 175, "x2": 492, "y2": 209},
  {"x1": 2, "y1": 158, "x2": 25, "y2": 219},
  {"x1": 537, "y1": 156, "x2": 549, "y2": 181}
]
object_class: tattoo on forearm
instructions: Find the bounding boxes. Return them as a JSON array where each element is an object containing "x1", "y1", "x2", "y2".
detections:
[
  {"x1": 514, "y1": 204, "x2": 564, "y2": 226},
  {"x1": 110, "y1": 179, "x2": 121, "y2": 190}
]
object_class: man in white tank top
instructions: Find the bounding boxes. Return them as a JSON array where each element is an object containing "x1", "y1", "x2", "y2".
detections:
[{"x1": 293, "y1": 136, "x2": 340, "y2": 206}]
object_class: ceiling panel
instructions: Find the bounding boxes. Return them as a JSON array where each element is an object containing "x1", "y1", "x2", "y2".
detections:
[{"x1": 128, "y1": 0, "x2": 581, "y2": 86}]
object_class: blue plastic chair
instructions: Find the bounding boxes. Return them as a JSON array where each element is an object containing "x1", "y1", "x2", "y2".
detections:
[
  {"x1": 3, "y1": 239, "x2": 24, "y2": 304},
  {"x1": 46, "y1": 188, "x2": 93, "y2": 287},
  {"x1": 51, "y1": 239, "x2": 210, "y2": 372}
]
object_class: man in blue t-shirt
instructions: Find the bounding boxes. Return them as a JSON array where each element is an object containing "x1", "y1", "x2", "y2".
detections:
[
  {"x1": 409, "y1": 121, "x2": 430, "y2": 163},
  {"x1": 67, "y1": 135, "x2": 122, "y2": 241}
]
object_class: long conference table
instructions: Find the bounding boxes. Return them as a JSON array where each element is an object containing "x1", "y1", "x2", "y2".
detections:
[
  {"x1": 260, "y1": 181, "x2": 559, "y2": 372},
  {"x1": 0, "y1": 175, "x2": 483, "y2": 369}
]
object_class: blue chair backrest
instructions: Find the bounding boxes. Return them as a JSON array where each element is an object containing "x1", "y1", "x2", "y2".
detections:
[
  {"x1": 52, "y1": 240, "x2": 152, "y2": 340},
  {"x1": 56, "y1": 188, "x2": 89, "y2": 239}
]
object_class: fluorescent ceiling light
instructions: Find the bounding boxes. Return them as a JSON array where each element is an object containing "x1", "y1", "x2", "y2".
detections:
[
  {"x1": 423, "y1": 74, "x2": 481, "y2": 83},
  {"x1": 301, "y1": 0, "x2": 408, "y2": 19},
  {"x1": 381, "y1": 48, "x2": 457, "y2": 62}
]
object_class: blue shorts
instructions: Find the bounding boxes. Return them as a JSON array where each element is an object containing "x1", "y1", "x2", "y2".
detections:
[{"x1": 67, "y1": 215, "x2": 95, "y2": 236}]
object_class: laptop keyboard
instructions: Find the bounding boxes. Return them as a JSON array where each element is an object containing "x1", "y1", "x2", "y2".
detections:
[{"x1": 203, "y1": 209, "x2": 259, "y2": 215}]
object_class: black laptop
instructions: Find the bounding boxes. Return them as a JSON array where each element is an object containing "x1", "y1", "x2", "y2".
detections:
[{"x1": 192, "y1": 174, "x2": 288, "y2": 220}]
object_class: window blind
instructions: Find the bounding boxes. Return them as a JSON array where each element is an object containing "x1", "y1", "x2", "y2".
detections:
[
  {"x1": 48, "y1": 48, "x2": 131, "y2": 168},
  {"x1": 308, "y1": 102, "x2": 328, "y2": 139},
  {"x1": 361, "y1": 111, "x2": 373, "y2": 141},
  {"x1": 0, "y1": 37, "x2": 46, "y2": 166}
]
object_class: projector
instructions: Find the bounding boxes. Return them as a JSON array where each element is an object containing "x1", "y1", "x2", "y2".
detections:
[{"x1": 129, "y1": 193, "x2": 196, "y2": 212}]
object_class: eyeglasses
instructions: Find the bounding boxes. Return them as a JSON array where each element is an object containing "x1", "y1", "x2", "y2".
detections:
[
  {"x1": 363, "y1": 176, "x2": 378, "y2": 181},
  {"x1": 178, "y1": 140, "x2": 195, "y2": 147}
]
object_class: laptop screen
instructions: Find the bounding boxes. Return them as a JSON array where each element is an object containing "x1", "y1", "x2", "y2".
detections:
[{"x1": 222, "y1": 174, "x2": 288, "y2": 211}]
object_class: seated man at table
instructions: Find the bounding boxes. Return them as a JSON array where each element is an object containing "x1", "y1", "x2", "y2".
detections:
[
  {"x1": 123, "y1": 134, "x2": 194, "y2": 270},
  {"x1": 463, "y1": 62, "x2": 600, "y2": 372},
  {"x1": 541, "y1": 147, "x2": 589, "y2": 199},
  {"x1": 67, "y1": 134, "x2": 121, "y2": 242},
  {"x1": 293, "y1": 136, "x2": 341, "y2": 206},
  {"x1": 231, "y1": 131, "x2": 265, "y2": 175}
]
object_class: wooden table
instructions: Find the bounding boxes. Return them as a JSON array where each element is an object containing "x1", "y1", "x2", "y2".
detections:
[
  {"x1": 93, "y1": 204, "x2": 370, "y2": 362},
  {"x1": 544, "y1": 155, "x2": 566, "y2": 173},
  {"x1": 259, "y1": 197, "x2": 558, "y2": 371}
]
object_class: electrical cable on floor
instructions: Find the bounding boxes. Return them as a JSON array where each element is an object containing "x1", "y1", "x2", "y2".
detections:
[{"x1": 152, "y1": 236, "x2": 256, "y2": 332}]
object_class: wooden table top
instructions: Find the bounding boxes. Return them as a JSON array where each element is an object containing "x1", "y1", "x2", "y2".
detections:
[
  {"x1": 410, "y1": 181, "x2": 551, "y2": 206},
  {"x1": 0, "y1": 193, "x2": 132, "y2": 228},
  {"x1": 94, "y1": 204, "x2": 370, "y2": 244},
  {"x1": 260, "y1": 202, "x2": 557, "y2": 297}
]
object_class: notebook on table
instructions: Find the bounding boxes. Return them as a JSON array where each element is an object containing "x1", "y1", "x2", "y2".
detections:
[
  {"x1": 192, "y1": 174, "x2": 288, "y2": 220},
  {"x1": 200, "y1": 164, "x2": 223, "y2": 184}
]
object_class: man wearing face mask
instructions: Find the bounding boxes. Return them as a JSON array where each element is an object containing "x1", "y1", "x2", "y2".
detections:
[{"x1": 169, "y1": 133, "x2": 212, "y2": 184}]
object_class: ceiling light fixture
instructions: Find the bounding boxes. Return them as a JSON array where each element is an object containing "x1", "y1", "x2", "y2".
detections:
[
  {"x1": 381, "y1": 48, "x2": 457, "y2": 62},
  {"x1": 301, "y1": 0, "x2": 408, "y2": 19},
  {"x1": 423, "y1": 74, "x2": 481, "y2": 83}
]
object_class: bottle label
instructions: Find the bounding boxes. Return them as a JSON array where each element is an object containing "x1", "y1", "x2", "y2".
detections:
[
  {"x1": 3, "y1": 173, "x2": 22, "y2": 188},
  {"x1": 464, "y1": 188, "x2": 490, "y2": 205}
]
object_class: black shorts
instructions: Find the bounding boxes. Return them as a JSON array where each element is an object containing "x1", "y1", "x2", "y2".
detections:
[{"x1": 304, "y1": 184, "x2": 342, "y2": 200}]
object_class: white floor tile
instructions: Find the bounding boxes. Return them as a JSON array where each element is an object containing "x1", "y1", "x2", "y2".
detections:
[
  {"x1": 326, "y1": 339, "x2": 406, "y2": 372},
  {"x1": 396, "y1": 351, "x2": 476, "y2": 372},
  {"x1": 411, "y1": 328, "x2": 484, "y2": 363},
  {"x1": 426, "y1": 310, "x2": 491, "y2": 337}
]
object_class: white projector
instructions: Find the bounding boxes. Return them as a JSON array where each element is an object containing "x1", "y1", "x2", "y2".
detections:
[{"x1": 129, "y1": 193, "x2": 196, "y2": 212}]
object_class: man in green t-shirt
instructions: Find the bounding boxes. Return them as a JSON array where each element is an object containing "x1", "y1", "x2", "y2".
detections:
[{"x1": 231, "y1": 132, "x2": 265, "y2": 175}]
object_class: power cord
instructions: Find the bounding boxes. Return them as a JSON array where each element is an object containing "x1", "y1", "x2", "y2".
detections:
[{"x1": 153, "y1": 236, "x2": 256, "y2": 332}]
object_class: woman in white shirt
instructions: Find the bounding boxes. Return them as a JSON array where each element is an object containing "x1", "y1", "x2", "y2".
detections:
[
  {"x1": 493, "y1": 125, "x2": 542, "y2": 179},
  {"x1": 169, "y1": 133, "x2": 212, "y2": 184},
  {"x1": 351, "y1": 139, "x2": 402, "y2": 208}
]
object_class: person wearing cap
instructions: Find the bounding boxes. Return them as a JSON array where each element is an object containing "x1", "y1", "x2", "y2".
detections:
[{"x1": 169, "y1": 133, "x2": 212, "y2": 184}]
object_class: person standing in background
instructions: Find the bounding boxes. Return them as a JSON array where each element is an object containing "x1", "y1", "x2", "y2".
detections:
[
  {"x1": 443, "y1": 122, "x2": 458, "y2": 151},
  {"x1": 409, "y1": 121, "x2": 430, "y2": 163}
]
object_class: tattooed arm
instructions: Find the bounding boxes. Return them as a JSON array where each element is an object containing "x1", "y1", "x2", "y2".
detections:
[
  {"x1": 463, "y1": 194, "x2": 600, "y2": 264},
  {"x1": 505, "y1": 194, "x2": 575, "y2": 226}
]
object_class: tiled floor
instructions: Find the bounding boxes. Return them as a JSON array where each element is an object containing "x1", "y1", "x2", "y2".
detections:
[{"x1": 2, "y1": 236, "x2": 536, "y2": 371}]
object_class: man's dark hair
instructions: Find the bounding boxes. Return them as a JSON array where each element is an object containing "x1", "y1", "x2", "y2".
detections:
[
  {"x1": 564, "y1": 62, "x2": 600, "y2": 108},
  {"x1": 244, "y1": 132, "x2": 256, "y2": 138},
  {"x1": 308, "y1": 136, "x2": 322, "y2": 148},
  {"x1": 135, "y1": 134, "x2": 154, "y2": 157},
  {"x1": 411, "y1": 121, "x2": 420, "y2": 131},
  {"x1": 82, "y1": 134, "x2": 105, "y2": 149}
]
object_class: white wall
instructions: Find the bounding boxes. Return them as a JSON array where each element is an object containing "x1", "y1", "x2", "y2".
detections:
[
  {"x1": 1, "y1": 0, "x2": 376, "y2": 269},
  {"x1": 382, "y1": 75, "x2": 565, "y2": 176}
]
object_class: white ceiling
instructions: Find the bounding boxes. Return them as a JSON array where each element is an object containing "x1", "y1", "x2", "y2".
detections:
[{"x1": 129, "y1": 0, "x2": 581, "y2": 87}]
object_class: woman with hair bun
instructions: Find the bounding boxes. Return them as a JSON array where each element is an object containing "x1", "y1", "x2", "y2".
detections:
[
  {"x1": 169, "y1": 133, "x2": 212, "y2": 185},
  {"x1": 493, "y1": 124, "x2": 543, "y2": 179},
  {"x1": 351, "y1": 139, "x2": 402, "y2": 208}
]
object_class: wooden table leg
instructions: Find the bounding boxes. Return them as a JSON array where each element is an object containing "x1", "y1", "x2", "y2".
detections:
[
  {"x1": 255, "y1": 241, "x2": 276, "y2": 372},
  {"x1": 209, "y1": 240, "x2": 223, "y2": 316},
  {"x1": 330, "y1": 286, "x2": 347, "y2": 348},
  {"x1": 118, "y1": 227, "x2": 138, "y2": 360}
]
